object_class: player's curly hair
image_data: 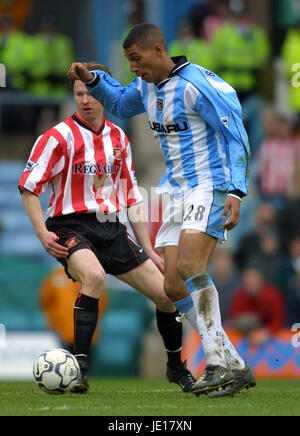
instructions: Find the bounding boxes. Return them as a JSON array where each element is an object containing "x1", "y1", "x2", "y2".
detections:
[{"x1": 69, "y1": 62, "x2": 112, "y2": 88}]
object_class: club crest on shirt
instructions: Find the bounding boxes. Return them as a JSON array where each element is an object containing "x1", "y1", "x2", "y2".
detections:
[
  {"x1": 157, "y1": 98, "x2": 164, "y2": 111},
  {"x1": 65, "y1": 236, "x2": 80, "y2": 249},
  {"x1": 113, "y1": 148, "x2": 123, "y2": 161}
]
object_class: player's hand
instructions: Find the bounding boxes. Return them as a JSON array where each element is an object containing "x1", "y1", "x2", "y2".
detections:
[
  {"x1": 68, "y1": 62, "x2": 95, "y2": 83},
  {"x1": 148, "y1": 250, "x2": 164, "y2": 274},
  {"x1": 38, "y1": 231, "x2": 69, "y2": 258},
  {"x1": 222, "y1": 196, "x2": 241, "y2": 231}
]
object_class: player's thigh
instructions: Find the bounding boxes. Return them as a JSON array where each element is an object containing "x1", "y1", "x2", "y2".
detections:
[
  {"x1": 116, "y1": 259, "x2": 174, "y2": 312},
  {"x1": 163, "y1": 245, "x2": 189, "y2": 301},
  {"x1": 181, "y1": 183, "x2": 227, "y2": 241},
  {"x1": 154, "y1": 195, "x2": 183, "y2": 253},
  {"x1": 67, "y1": 248, "x2": 106, "y2": 288},
  {"x1": 177, "y1": 230, "x2": 218, "y2": 280}
]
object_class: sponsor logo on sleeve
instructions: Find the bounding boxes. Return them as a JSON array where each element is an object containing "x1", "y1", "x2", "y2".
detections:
[
  {"x1": 24, "y1": 160, "x2": 38, "y2": 172},
  {"x1": 220, "y1": 116, "x2": 229, "y2": 128}
]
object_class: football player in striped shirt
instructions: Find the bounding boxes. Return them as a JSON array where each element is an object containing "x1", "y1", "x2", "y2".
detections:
[
  {"x1": 68, "y1": 23, "x2": 256, "y2": 398},
  {"x1": 19, "y1": 63, "x2": 195, "y2": 394}
]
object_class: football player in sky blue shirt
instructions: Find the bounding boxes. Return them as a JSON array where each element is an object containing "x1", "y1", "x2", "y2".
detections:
[{"x1": 68, "y1": 23, "x2": 255, "y2": 398}]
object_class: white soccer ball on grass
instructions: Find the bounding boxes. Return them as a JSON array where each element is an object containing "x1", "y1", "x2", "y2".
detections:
[{"x1": 33, "y1": 349, "x2": 80, "y2": 395}]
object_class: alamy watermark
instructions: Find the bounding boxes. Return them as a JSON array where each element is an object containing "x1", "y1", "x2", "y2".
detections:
[
  {"x1": 0, "y1": 324, "x2": 6, "y2": 348},
  {"x1": 291, "y1": 63, "x2": 300, "y2": 88},
  {"x1": 291, "y1": 323, "x2": 300, "y2": 348},
  {"x1": 0, "y1": 63, "x2": 6, "y2": 88}
]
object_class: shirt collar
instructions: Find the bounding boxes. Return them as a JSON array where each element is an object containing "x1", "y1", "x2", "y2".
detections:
[
  {"x1": 72, "y1": 113, "x2": 106, "y2": 136},
  {"x1": 156, "y1": 56, "x2": 190, "y2": 89}
]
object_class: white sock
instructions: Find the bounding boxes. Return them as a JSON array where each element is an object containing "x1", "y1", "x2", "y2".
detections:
[
  {"x1": 189, "y1": 282, "x2": 227, "y2": 367},
  {"x1": 177, "y1": 287, "x2": 245, "y2": 370},
  {"x1": 184, "y1": 305, "x2": 198, "y2": 330},
  {"x1": 221, "y1": 328, "x2": 245, "y2": 370}
]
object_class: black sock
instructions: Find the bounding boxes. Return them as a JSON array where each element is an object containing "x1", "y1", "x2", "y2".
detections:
[
  {"x1": 73, "y1": 293, "x2": 99, "y2": 356},
  {"x1": 156, "y1": 309, "x2": 183, "y2": 369}
]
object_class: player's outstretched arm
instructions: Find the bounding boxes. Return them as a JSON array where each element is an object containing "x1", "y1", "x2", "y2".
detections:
[{"x1": 21, "y1": 190, "x2": 69, "y2": 258}]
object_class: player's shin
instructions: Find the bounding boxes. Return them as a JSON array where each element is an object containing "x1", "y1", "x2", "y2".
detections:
[
  {"x1": 173, "y1": 295, "x2": 198, "y2": 329},
  {"x1": 221, "y1": 328, "x2": 245, "y2": 370},
  {"x1": 156, "y1": 308, "x2": 196, "y2": 392},
  {"x1": 185, "y1": 273, "x2": 227, "y2": 367},
  {"x1": 156, "y1": 309, "x2": 183, "y2": 368},
  {"x1": 72, "y1": 293, "x2": 99, "y2": 393},
  {"x1": 174, "y1": 293, "x2": 245, "y2": 370},
  {"x1": 73, "y1": 292, "x2": 99, "y2": 357}
]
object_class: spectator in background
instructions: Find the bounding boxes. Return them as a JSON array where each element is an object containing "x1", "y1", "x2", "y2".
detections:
[
  {"x1": 281, "y1": 19, "x2": 300, "y2": 129},
  {"x1": 202, "y1": 0, "x2": 230, "y2": 42},
  {"x1": 0, "y1": 0, "x2": 32, "y2": 29},
  {"x1": 254, "y1": 230, "x2": 285, "y2": 289},
  {"x1": 276, "y1": 232, "x2": 300, "y2": 326},
  {"x1": 228, "y1": 263, "x2": 286, "y2": 346},
  {"x1": 284, "y1": 256, "x2": 300, "y2": 327},
  {"x1": 0, "y1": 13, "x2": 31, "y2": 91},
  {"x1": 0, "y1": 13, "x2": 39, "y2": 133},
  {"x1": 255, "y1": 111, "x2": 300, "y2": 208},
  {"x1": 40, "y1": 266, "x2": 108, "y2": 353},
  {"x1": 209, "y1": 247, "x2": 241, "y2": 322},
  {"x1": 234, "y1": 201, "x2": 278, "y2": 271},
  {"x1": 260, "y1": 106, "x2": 278, "y2": 141},
  {"x1": 168, "y1": 19, "x2": 216, "y2": 71},
  {"x1": 24, "y1": 13, "x2": 75, "y2": 134},
  {"x1": 211, "y1": 0, "x2": 270, "y2": 157},
  {"x1": 26, "y1": 12, "x2": 75, "y2": 98},
  {"x1": 187, "y1": 0, "x2": 214, "y2": 38},
  {"x1": 277, "y1": 175, "x2": 300, "y2": 254}
]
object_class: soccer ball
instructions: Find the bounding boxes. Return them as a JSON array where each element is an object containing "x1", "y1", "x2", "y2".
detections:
[{"x1": 33, "y1": 349, "x2": 80, "y2": 395}]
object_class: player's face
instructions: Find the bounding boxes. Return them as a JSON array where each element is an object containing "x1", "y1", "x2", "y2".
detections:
[
  {"x1": 124, "y1": 43, "x2": 164, "y2": 83},
  {"x1": 73, "y1": 80, "x2": 103, "y2": 126}
]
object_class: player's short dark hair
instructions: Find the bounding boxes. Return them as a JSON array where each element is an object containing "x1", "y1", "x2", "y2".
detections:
[
  {"x1": 123, "y1": 23, "x2": 166, "y2": 50},
  {"x1": 70, "y1": 62, "x2": 112, "y2": 89}
]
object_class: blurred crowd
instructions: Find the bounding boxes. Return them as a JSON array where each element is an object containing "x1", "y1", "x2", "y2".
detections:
[
  {"x1": 0, "y1": 0, "x2": 75, "y2": 133},
  {"x1": 0, "y1": 3, "x2": 74, "y2": 97},
  {"x1": 1, "y1": 0, "x2": 300, "y2": 344}
]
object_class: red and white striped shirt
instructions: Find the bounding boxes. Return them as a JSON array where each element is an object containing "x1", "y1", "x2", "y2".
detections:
[{"x1": 19, "y1": 113, "x2": 143, "y2": 217}]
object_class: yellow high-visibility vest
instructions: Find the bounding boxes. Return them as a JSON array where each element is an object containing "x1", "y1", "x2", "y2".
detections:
[{"x1": 282, "y1": 28, "x2": 300, "y2": 111}]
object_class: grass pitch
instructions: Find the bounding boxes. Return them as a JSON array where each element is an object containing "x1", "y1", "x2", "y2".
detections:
[{"x1": 0, "y1": 378, "x2": 299, "y2": 417}]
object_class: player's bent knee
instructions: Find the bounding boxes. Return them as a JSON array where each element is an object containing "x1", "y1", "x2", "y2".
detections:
[
  {"x1": 155, "y1": 293, "x2": 175, "y2": 313},
  {"x1": 82, "y1": 269, "x2": 105, "y2": 297},
  {"x1": 164, "y1": 280, "x2": 187, "y2": 303},
  {"x1": 177, "y1": 258, "x2": 205, "y2": 281}
]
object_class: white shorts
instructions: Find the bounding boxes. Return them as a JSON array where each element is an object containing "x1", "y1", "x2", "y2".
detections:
[{"x1": 155, "y1": 183, "x2": 228, "y2": 252}]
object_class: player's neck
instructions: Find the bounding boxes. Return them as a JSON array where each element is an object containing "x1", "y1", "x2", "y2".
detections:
[
  {"x1": 155, "y1": 57, "x2": 176, "y2": 84},
  {"x1": 76, "y1": 112, "x2": 104, "y2": 131}
]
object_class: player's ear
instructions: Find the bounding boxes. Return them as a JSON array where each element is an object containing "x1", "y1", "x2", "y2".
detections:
[{"x1": 153, "y1": 43, "x2": 164, "y2": 56}]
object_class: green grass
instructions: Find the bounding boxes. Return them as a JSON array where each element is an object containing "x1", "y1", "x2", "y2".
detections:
[{"x1": 0, "y1": 378, "x2": 299, "y2": 416}]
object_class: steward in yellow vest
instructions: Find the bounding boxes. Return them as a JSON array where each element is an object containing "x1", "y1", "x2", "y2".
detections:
[
  {"x1": 211, "y1": 9, "x2": 270, "y2": 101},
  {"x1": 168, "y1": 19, "x2": 216, "y2": 72},
  {"x1": 281, "y1": 25, "x2": 300, "y2": 113}
]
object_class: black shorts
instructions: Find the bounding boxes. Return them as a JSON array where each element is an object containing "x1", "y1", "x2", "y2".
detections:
[{"x1": 46, "y1": 213, "x2": 149, "y2": 280}]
